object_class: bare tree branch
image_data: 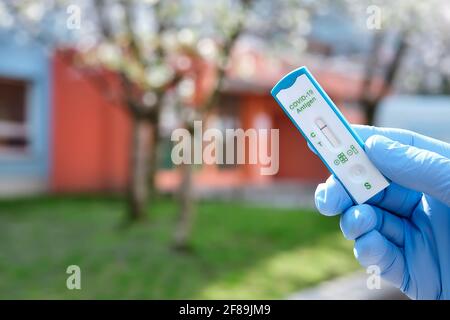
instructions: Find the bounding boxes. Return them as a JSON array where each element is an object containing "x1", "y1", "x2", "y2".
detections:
[
  {"x1": 200, "y1": 0, "x2": 254, "y2": 115},
  {"x1": 377, "y1": 32, "x2": 408, "y2": 100},
  {"x1": 94, "y1": 0, "x2": 114, "y2": 40},
  {"x1": 120, "y1": 0, "x2": 148, "y2": 69},
  {"x1": 359, "y1": 31, "x2": 384, "y2": 106},
  {"x1": 93, "y1": 0, "x2": 148, "y2": 114},
  {"x1": 359, "y1": 31, "x2": 409, "y2": 124}
]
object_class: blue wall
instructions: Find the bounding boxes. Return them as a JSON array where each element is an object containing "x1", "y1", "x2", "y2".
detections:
[
  {"x1": 0, "y1": 33, "x2": 50, "y2": 183},
  {"x1": 376, "y1": 95, "x2": 450, "y2": 143}
]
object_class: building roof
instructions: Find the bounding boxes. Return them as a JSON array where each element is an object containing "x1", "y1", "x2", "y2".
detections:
[{"x1": 222, "y1": 48, "x2": 386, "y2": 102}]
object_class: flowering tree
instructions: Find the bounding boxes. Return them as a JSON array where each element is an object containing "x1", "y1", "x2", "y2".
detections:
[
  {"x1": 341, "y1": 0, "x2": 450, "y2": 123},
  {"x1": 0, "y1": 0, "x2": 318, "y2": 227},
  {"x1": 0, "y1": 0, "x2": 241, "y2": 222},
  {"x1": 2, "y1": 0, "x2": 188, "y2": 221},
  {"x1": 170, "y1": 0, "x2": 321, "y2": 249}
]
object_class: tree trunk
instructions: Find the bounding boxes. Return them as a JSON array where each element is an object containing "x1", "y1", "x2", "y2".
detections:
[
  {"x1": 363, "y1": 99, "x2": 378, "y2": 126},
  {"x1": 173, "y1": 153, "x2": 195, "y2": 251},
  {"x1": 359, "y1": 31, "x2": 384, "y2": 125},
  {"x1": 148, "y1": 126, "x2": 160, "y2": 201},
  {"x1": 127, "y1": 116, "x2": 156, "y2": 222}
]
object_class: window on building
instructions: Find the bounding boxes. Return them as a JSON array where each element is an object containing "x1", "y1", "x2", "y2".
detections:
[
  {"x1": 0, "y1": 78, "x2": 29, "y2": 156},
  {"x1": 157, "y1": 94, "x2": 242, "y2": 171},
  {"x1": 214, "y1": 93, "x2": 241, "y2": 170}
]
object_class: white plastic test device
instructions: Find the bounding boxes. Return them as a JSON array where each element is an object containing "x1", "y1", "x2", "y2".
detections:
[{"x1": 271, "y1": 66, "x2": 389, "y2": 204}]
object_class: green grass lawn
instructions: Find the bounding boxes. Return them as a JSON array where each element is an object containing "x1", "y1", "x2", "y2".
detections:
[{"x1": 0, "y1": 195, "x2": 358, "y2": 299}]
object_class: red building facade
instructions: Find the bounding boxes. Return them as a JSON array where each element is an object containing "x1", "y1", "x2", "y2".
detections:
[
  {"x1": 51, "y1": 53, "x2": 131, "y2": 192},
  {"x1": 50, "y1": 51, "x2": 370, "y2": 193}
]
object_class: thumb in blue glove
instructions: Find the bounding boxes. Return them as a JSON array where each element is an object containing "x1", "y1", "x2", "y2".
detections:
[{"x1": 315, "y1": 125, "x2": 450, "y2": 299}]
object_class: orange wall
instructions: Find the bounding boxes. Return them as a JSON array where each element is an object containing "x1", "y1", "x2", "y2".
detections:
[
  {"x1": 273, "y1": 104, "x2": 329, "y2": 182},
  {"x1": 238, "y1": 93, "x2": 330, "y2": 184},
  {"x1": 50, "y1": 53, "x2": 131, "y2": 192}
]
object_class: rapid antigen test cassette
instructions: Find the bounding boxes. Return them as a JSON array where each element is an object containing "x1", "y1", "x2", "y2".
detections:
[{"x1": 271, "y1": 66, "x2": 389, "y2": 204}]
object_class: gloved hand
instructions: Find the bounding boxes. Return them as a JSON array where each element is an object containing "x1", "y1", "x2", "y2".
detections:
[{"x1": 314, "y1": 125, "x2": 450, "y2": 300}]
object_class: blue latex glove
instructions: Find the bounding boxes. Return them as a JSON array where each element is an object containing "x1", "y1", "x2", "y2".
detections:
[{"x1": 314, "y1": 125, "x2": 450, "y2": 300}]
